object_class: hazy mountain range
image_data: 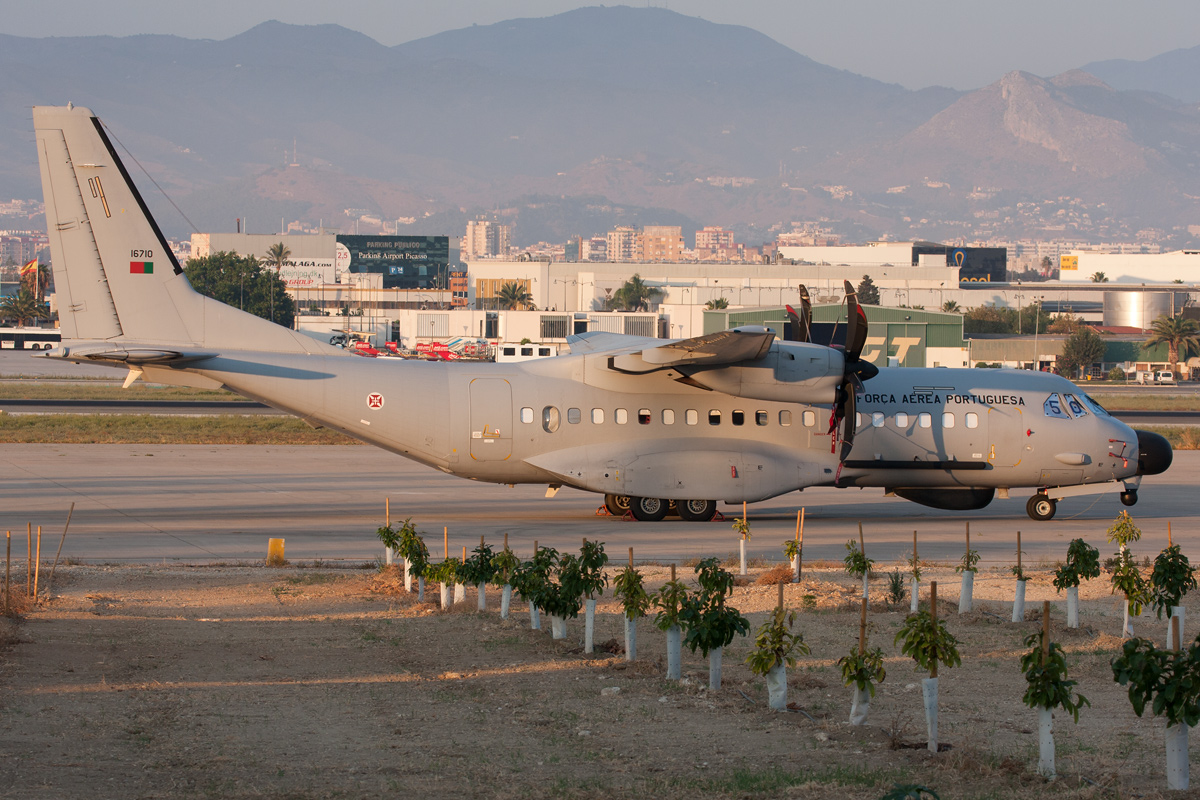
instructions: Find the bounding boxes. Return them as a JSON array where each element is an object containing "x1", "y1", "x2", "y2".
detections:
[{"x1": 1, "y1": 6, "x2": 1197, "y2": 247}]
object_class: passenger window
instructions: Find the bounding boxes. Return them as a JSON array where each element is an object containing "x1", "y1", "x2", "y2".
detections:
[
  {"x1": 709, "y1": 410, "x2": 721, "y2": 426},
  {"x1": 800, "y1": 410, "x2": 813, "y2": 427},
  {"x1": 872, "y1": 412, "x2": 885, "y2": 428},
  {"x1": 567, "y1": 408, "x2": 581, "y2": 424},
  {"x1": 942, "y1": 412, "x2": 955, "y2": 429},
  {"x1": 918, "y1": 412, "x2": 932, "y2": 428},
  {"x1": 755, "y1": 410, "x2": 768, "y2": 426},
  {"x1": 782, "y1": 410, "x2": 794, "y2": 427},
  {"x1": 732, "y1": 410, "x2": 745, "y2": 426},
  {"x1": 638, "y1": 408, "x2": 651, "y2": 425},
  {"x1": 686, "y1": 409, "x2": 698, "y2": 425},
  {"x1": 965, "y1": 412, "x2": 979, "y2": 429},
  {"x1": 521, "y1": 407, "x2": 534, "y2": 424},
  {"x1": 542, "y1": 406, "x2": 560, "y2": 433},
  {"x1": 895, "y1": 412, "x2": 909, "y2": 427},
  {"x1": 662, "y1": 409, "x2": 675, "y2": 425},
  {"x1": 591, "y1": 408, "x2": 604, "y2": 424},
  {"x1": 615, "y1": 408, "x2": 628, "y2": 424}
]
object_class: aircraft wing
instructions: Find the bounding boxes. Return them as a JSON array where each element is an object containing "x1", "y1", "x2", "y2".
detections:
[
  {"x1": 45, "y1": 342, "x2": 217, "y2": 366},
  {"x1": 606, "y1": 327, "x2": 776, "y2": 373},
  {"x1": 565, "y1": 331, "x2": 662, "y2": 355}
]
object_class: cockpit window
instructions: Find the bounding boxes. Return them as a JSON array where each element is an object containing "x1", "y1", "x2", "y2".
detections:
[
  {"x1": 1063, "y1": 393, "x2": 1089, "y2": 418},
  {"x1": 1081, "y1": 394, "x2": 1110, "y2": 417},
  {"x1": 1043, "y1": 393, "x2": 1070, "y2": 419}
]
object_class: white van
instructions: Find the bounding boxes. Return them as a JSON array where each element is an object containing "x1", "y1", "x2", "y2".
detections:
[{"x1": 1156, "y1": 370, "x2": 1176, "y2": 384}]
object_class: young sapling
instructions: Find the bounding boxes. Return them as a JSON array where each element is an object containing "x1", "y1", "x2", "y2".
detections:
[
  {"x1": 1053, "y1": 538, "x2": 1100, "y2": 628},
  {"x1": 491, "y1": 536, "x2": 519, "y2": 619},
  {"x1": 746, "y1": 583, "x2": 810, "y2": 710},
  {"x1": 732, "y1": 504, "x2": 751, "y2": 576},
  {"x1": 956, "y1": 522, "x2": 979, "y2": 613},
  {"x1": 895, "y1": 581, "x2": 961, "y2": 752},
  {"x1": 1107, "y1": 512, "x2": 1147, "y2": 638},
  {"x1": 613, "y1": 548, "x2": 650, "y2": 661},
  {"x1": 1012, "y1": 530, "x2": 1027, "y2": 622},
  {"x1": 1150, "y1": 531, "x2": 1196, "y2": 648},
  {"x1": 653, "y1": 564, "x2": 689, "y2": 679},
  {"x1": 837, "y1": 597, "x2": 885, "y2": 725},
  {"x1": 1021, "y1": 601, "x2": 1090, "y2": 778},
  {"x1": 843, "y1": 524, "x2": 873, "y2": 603},
  {"x1": 578, "y1": 539, "x2": 609, "y2": 653},
  {"x1": 908, "y1": 530, "x2": 921, "y2": 613},
  {"x1": 679, "y1": 557, "x2": 750, "y2": 690}
]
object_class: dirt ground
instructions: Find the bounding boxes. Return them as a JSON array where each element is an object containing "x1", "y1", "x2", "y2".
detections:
[{"x1": 0, "y1": 561, "x2": 1193, "y2": 800}]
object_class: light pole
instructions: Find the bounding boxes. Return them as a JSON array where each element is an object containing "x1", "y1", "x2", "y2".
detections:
[{"x1": 1032, "y1": 296, "x2": 1043, "y2": 371}]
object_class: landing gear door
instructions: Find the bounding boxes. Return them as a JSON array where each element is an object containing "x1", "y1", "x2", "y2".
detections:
[{"x1": 469, "y1": 378, "x2": 512, "y2": 461}]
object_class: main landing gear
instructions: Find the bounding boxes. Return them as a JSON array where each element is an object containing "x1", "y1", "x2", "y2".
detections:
[
  {"x1": 605, "y1": 494, "x2": 719, "y2": 522},
  {"x1": 1026, "y1": 493, "x2": 1057, "y2": 521}
]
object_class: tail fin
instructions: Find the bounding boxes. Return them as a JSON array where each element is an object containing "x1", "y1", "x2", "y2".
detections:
[{"x1": 34, "y1": 105, "x2": 315, "y2": 353}]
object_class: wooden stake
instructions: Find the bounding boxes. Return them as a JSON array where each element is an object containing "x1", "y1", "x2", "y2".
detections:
[
  {"x1": 858, "y1": 521, "x2": 865, "y2": 556},
  {"x1": 913, "y1": 530, "x2": 919, "y2": 566},
  {"x1": 777, "y1": 581, "x2": 784, "y2": 610},
  {"x1": 444, "y1": 526, "x2": 448, "y2": 560},
  {"x1": 1173, "y1": 615, "x2": 1182, "y2": 651},
  {"x1": 504, "y1": 532, "x2": 508, "y2": 550},
  {"x1": 33, "y1": 526, "x2": 41, "y2": 601},
  {"x1": 385, "y1": 498, "x2": 390, "y2": 528},
  {"x1": 4, "y1": 531, "x2": 9, "y2": 615},
  {"x1": 797, "y1": 508, "x2": 806, "y2": 580},
  {"x1": 480, "y1": 535, "x2": 485, "y2": 548},
  {"x1": 930, "y1": 581, "x2": 939, "y2": 678},
  {"x1": 462, "y1": 545, "x2": 467, "y2": 562},
  {"x1": 1017, "y1": 531, "x2": 1022, "y2": 573},
  {"x1": 1041, "y1": 601, "x2": 1051, "y2": 662},
  {"x1": 859, "y1": 596, "x2": 867, "y2": 655},
  {"x1": 628, "y1": 547, "x2": 634, "y2": 567},
  {"x1": 965, "y1": 521, "x2": 970, "y2": 557},
  {"x1": 1169, "y1": 521, "x2": 1173, "y2": 548},
  {"x1": 26, "y1": 523, "x2": 32, "y2": 597},
  {"x1": 670, "y1": 563, "x2": 676, "y2": 582},
  {"x1": 45, "y1": 502, "x2": 74, "y2": 599}
]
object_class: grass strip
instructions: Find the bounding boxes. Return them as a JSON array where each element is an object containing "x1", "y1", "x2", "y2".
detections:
[
  {"x1": 0, "y1": 413, "x2": 358, "y2": 444},
  {"x1": 0, "y1": 383, "x2": 243, "y2": 401}
]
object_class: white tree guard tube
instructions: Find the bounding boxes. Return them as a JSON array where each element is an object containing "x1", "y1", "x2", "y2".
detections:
[
  {"x1": 529, "y1": 601, "x2": 541, "y2": 630},
  {"x1": 624, "y1": 617, "x2": 637, "y2": 661},
  {"x1": 767, "y1": 664, "x2": 787, "y2": 711},
  {"x1": 1167, "y1": 722, "x2": 1189, "y2": 790},
  {"x1": 709, "y1": 646, "x2": 723, "y2": 691},
  {"x1": 850, "y1": 686, "x2": 870, "y2": 726},
  {"x1": 500, "y1": 585, "x2": 512, "y2": 619},
  {"x1": 791, "y1": 556, "x2": 799, "y2": 584},
  {"x1": 403, "y1": 559, "x2": 412, "y2": 593},
  {"x1": 959, "y1": 572, "x2": 974, "y2": 613},
  {"x1": 1123, "y1": 601, "x2": 1135, "y2": 638},
  {"x1": 923, "y1": 677, "x2": 939, "y2": 753},
  {"x1": 910, "y1": 578, "x2": 919, "y2": 613},
  {"x1": 1038, "y1": 707, "x2": 1056, "y2": 779},
  {"x1": 417, "y1": 576, "x2": 424, "y2": 603},
  {"x1": 1012, "y1": 580, "x2": 1027, "y2": 623},
  {"x1": 477, "y1": 582, "x2": 486, "y2": 612},
  {"x1": 385, "y1": 547, "x2": 393, "y2": 566},
  {"x1": 439, "y1": 583, "x2": 451, "y2": 609},
  {"x1": 1066, "y1": 586, "x2": 1079, "y2": 628},
  {"x1": 666, "y1": 625, "x2": 682, "y2": 680},
  {"x1": 551, "y1": 615, "x2": 567, "y2": 640},
  {"x1": 1167, "y1": 606, "x2": 1186, "y2": 649},
  {"x1": 740, "y1": 539, "x2": 747, "y2": 576},
  {"x1": 585, "y1": 598, "x2": 596, "y2": 654},
  {"x1": 454, "y1": 583, "x2": 466, "y2": 605}
]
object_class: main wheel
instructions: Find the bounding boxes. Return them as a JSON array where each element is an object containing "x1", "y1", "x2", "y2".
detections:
[
  {"x1": 630, "y1": 496, "x2": 669, "y2": 522},
  {"x1": 604, "y1": 494, "x2": 631, "y2": 516},
  {"x1": 1120, "y1": 490, "x2": 1138, "y2": 507},
  {"x1": 677, "y1": 499, "x2": 718, "y2": 522},
  {"x1": 1026, "y1": 493, "x2": 1057, "y2": 521}
]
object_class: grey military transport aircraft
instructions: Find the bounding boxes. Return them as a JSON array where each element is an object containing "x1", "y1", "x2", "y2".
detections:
[{"x1": 31, "y1": 105, "x2": 1172, "y2": 521}]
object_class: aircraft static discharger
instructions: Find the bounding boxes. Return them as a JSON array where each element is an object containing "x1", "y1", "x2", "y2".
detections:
[{"x1": 31, "y1": 105, "x2": 1173, "y2": 521}]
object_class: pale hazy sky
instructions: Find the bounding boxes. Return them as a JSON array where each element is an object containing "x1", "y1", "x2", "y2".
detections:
[{"x1": 2, "y1": 0, "x2": 1197, "y2": 90}]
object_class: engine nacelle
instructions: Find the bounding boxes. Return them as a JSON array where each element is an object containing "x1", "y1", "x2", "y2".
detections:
[
  {"x1": 891, "y1": 487, "x2": 996, "y2": 511},
  {"x1": 685, "y1": 341, "x2": 843, "y2": 404}
]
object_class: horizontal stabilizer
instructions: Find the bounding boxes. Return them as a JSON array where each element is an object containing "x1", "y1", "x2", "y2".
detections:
[{"x1": 44, "y1": 343, "x2": 216, "y2": 366}]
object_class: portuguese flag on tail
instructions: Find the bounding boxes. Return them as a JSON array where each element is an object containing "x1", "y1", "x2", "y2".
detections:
[{"x1": 129, "y1": 261, "x2": 153, "y2": 274}]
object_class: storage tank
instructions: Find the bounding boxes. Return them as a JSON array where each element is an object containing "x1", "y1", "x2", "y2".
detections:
[{"x1": 1103, "y1": 291, "x2": 1183, "y2": 328}]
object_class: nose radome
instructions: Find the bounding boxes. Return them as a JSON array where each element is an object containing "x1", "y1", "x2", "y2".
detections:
[{"x1": 1135, "y1": 429, "x2": 1173, "y2": 476}]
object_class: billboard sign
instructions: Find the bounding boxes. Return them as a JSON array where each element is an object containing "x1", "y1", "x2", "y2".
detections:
[
  {"x1": 336, "y1": 235, "x2": 450, "y2": 289},
  {"x1": 279, "y1": 259, "x2": 335, "y2": 288}
]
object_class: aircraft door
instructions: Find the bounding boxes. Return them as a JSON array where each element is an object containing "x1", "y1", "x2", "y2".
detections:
[
  {"x1": 469, "y1": 378, "x2": 512, "y2": 461},
  {"x1": 987, "y1": 405, "x2": 1024, "y2": 468}
]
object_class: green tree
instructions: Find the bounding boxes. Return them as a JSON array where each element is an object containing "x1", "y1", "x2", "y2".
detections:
[
  {"x1": 184, "y1": 251, "x2": 295, "y2": 328},
  {"x1": 610, "y1": 274, "x2": 663, "y2": 311},
  {"x1": 1144, "y1": 315, "x2": 1200, "y2": 378},
  {"x1": 963, "y1": 305, "x2": 1017, "y2": 334},
  {"x1": 496, "y1": 281, "x2": 534, "y2": 310},
  {"x1": 263, "y1": 242, "x2": 291, "y2": 325},
  {"x1": 0, "y1": 287, "x2": 50, "y2": 326},
  {"x1": 940, "y1": 300, "x2": 960, "y2": 313},
  {"x1": 1057, "y1": 326, "x2": 1106, "y2": 379},
  {"x1": 1091, "y1": 272, "x2": 1109, "y2": 283},
  {"x1": 856, "y1": 275, "x2": 881, "y2": 305},
  {"x1": 704, "y1": 297, "x2": 729, "y2": 310}
]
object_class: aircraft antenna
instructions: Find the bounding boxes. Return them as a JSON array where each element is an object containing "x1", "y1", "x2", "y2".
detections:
[{"x1": 100, "y1": 121, "x2": 201, "y2": 235}]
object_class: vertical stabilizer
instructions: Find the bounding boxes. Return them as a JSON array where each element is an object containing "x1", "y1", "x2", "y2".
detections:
[{"x1": 33, "y1": 105, "x2": 321, "y2": 354}]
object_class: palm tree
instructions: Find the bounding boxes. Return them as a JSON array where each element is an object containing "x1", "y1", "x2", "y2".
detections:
[
  {"x1": 496, "y1": 281, "x2": 534, "y2": 310},
  {"x1": 0, "y1": 288, "x2": 48, "y2": 326},
  {"x1": 1091, "y1": 272, "x2": 1109, "y2": 283},
  {"x1": 1144, "y1": 314, "x2": 1200, "y2": 378},
  {"x1": 612, "y1": 274, "x2": 663, "y2": 311},
  {"x1": 940, "y1": 300, "x2": 960, "y2": 313},
  {"x1": 264, "y1": 242, "x2": 291, "y2": 324},
  {"x1": 704, "y1": 297, "x2": 729, "y2": 310}
]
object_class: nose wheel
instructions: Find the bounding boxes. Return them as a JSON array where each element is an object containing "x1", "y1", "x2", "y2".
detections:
[
  {"x1": 1026, "y1": 493, "x2": 1057, "y2": 521},
  {"x1": 1120, "y1": 490, "x2": 1138, "y2": 507}
]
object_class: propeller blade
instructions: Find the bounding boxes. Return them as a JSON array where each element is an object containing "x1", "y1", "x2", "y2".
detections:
[
  {"x1": 839, "y1": 377, "x2": 858, "y2": 462},
  {"x1": 797, "y1": 285, "x2": 812, "y2": 343},
  {"x1": 843, "y1": 280, "x2": 868, "y2": 364},
  {"x1": 784, "y1": 305, "x2": 801, "y2": 342}
]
